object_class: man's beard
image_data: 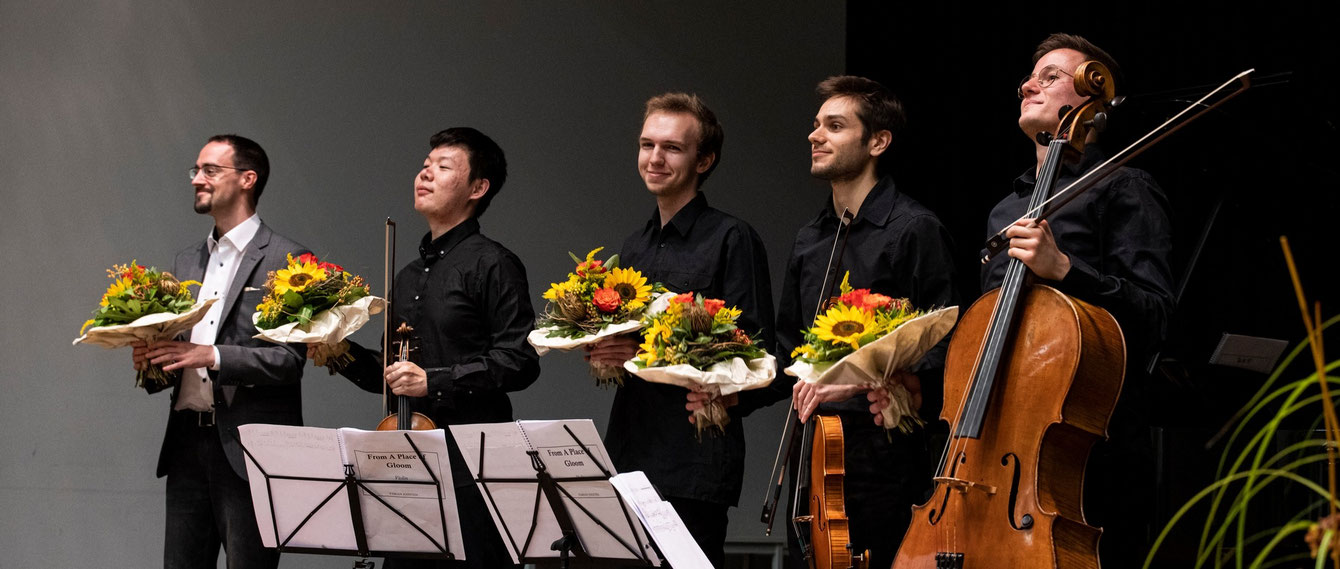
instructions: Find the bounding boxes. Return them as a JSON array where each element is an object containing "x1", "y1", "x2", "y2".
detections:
[
  {"x1": 810, "y1": 151, "x2": 865, "y2": 181},
  {"x1": 193, "y1": 195, "x2": 212, "y2": 214}
]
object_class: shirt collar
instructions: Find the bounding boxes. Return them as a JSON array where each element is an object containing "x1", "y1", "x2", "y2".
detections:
[
  {"x1": 813, "y1": 176, "x2": 899, "y2": 229},
  {"x1": 1013, "y1": 143, "x2": 1109, "y2": 196},
  {"x1": 648, "y1": 191, "x2": 709, "y2": 237},
  {"x1": 419, "y1": 218, "x2": 480, "y2": 265},
  {"x1": 208, "y1": 213, "x2": 261, "y2": 253}
]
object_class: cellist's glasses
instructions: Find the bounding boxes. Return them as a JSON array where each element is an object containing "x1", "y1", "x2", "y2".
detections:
[{"x1": 1017, "y1": 65, "x2": 1075, "y2": 99}]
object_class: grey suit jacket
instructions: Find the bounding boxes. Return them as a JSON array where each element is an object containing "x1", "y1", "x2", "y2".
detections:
[{"x1": 156, "y1": 222, "x2": 309, "y2": 479}]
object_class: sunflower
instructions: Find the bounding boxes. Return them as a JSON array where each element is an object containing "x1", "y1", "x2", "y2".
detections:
[
  {"x1": 603, "y1": 267, "x2": 652, "y2": 310},
  {"x1": 274, "y1": 254, "x2": 327, "y2": 296},
  {"x1": 812, "y1": 304, "x2": 877, "y2": 350},
  {"x1": 100, "y1": 277, "x2": 134, "y2": 307}
]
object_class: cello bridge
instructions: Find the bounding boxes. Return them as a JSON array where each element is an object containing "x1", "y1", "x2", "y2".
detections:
[{"x1": 933, "y1": 476, "x2": 997, "y2": 495}]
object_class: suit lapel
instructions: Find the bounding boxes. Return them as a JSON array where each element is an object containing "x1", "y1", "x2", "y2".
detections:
[{"x1": 219, "y1": 224, "x2": 271, "y2": 323}]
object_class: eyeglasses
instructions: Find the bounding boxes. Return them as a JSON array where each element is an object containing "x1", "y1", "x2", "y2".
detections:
[
  {"x1": 188, "y1": 164, "x2": 249, "y2": 180},
  {"x1": 1017, "y1": 65, "x2": 1075, "y2": 99}
]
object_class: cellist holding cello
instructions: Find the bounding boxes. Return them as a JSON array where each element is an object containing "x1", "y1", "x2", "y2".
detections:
[
  {"x1": 979, "y1": 34, "x2": 1175, "y2": 566},
  {"x1": 776, "y1": 76, "x2": 959, "y2": 569}
]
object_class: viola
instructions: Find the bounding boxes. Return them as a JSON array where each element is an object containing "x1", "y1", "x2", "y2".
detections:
[{"x1": 761, "y1": 208, "x2": 868, "y2": 569}]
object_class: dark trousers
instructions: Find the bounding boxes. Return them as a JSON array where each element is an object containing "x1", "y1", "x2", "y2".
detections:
[
  {"x1": 666, "y1": 497, "x2": 729, "y2": 569},
  {"x1": 381, "y1": 480, "x2": 517, "y2": 569},
  {"x1": 163, "y1": 416, "x2": 278, "y2": 569}
]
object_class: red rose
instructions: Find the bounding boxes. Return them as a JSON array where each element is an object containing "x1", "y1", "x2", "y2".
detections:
[
  {"x1": 318, "y1": 261, "x2": 344, "y2": 274},
  {"x1": 670, "y1": 292, "x2": 694, "y2": 305},
  {"x1": 593, "y1": 287, "x2": 621, "y2": 313},
  {"x1": 297, "y1": 253, "x2": 320, "y2": 265},
  {"x1": 703, "y1": 298, "x2": 725, "y2": 316},
  {"x1": 839, "y1": 288, "x2": 870, "y2": 310}
]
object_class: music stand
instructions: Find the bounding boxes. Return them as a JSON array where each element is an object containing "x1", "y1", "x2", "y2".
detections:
[
  {"x1": 238, "y1": 425, "x2": 464, "y2": 565},
  {"x1": 450, "y1": 420, "x2": 658, "y2": 568}
]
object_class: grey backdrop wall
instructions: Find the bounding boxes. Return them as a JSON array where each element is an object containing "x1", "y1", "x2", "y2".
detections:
[{"x1": 0, "y1": 2, "x2": 843, "y2": 566}]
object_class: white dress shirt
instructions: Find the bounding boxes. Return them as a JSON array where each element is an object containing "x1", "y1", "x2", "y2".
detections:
[{"x1": 174, "y1": 214, "x2": 261, "y2": 412}]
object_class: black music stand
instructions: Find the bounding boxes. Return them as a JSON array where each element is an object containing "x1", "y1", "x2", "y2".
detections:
[
  {"x1": 457, "y1": 423, "x2": 659, "y2": 568},
  {"x1": 239, "y1": 431, "x2": 457, "y2": 566}
]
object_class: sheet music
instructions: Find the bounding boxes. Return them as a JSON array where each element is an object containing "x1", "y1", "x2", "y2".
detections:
[
  {"x1": 238, "y1": 425, "x2": 463, "y2": 559},
  {"x1": 611, "y1": 471, "x2": 712, "y2": 569},
  {"x1": 449, "y1": 419, "x2": 655, "y2": 564}
]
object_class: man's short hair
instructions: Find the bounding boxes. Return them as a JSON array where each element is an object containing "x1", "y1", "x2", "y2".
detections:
[
  {"x1": 815, "y1": 76, "x2": 906, "y2": 175},
  {"x1": 644, "y1": 93, "x2": 724, "y2": 186},
  {"x1": 429, "y1": 127, "x2": 508, "y2": 219},
  {"x1": 1032, "y1": 33, "x2": 1123, "y2": 93},
  {"x1": 207, "y1": 134, "x2": 269, "y2": 205}
]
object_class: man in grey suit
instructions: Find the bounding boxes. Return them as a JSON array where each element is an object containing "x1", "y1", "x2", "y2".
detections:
[{"x1": 132, "y1": 134, "x2": 308, "y2": 569}]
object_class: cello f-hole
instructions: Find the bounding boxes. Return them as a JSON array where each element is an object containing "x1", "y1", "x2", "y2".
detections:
[{"x1": 1001, "y1": 452, "x2": 1033, "y2": 530}]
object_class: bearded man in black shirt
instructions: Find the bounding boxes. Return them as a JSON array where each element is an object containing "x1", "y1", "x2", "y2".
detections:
[
  {"x1": 986, "y1": 34, "x2": 1174, "y2": 565},
  {"x1": 585, "y1": 92, "x2": 780, "y2": 568},
  {"x1": 777, "y1": 76, "x2": 958, "y2": 569},
  {"x1": 325, "y1": 127, "x2": 541, "y2": 569}
]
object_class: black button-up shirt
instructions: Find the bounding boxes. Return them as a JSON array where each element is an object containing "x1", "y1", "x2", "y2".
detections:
[
  {"x1": 342, "y1": 218, "x2": 541, "y2": 485},
  {"x1": 981, "y1": 145, "x2": 1174, "y2": 362},
  {"x1": 777, "y1": 176, "x2": 959, "y2": 418},
  {"x1": 604, "y1": 192, "x2": 778, "y2": 506},
  {"x1": 776, "y1": 177, "x2": 958, "y2": 561}
]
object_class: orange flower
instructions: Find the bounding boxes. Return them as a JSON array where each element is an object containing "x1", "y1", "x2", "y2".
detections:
[
  {"x1": 704, "y1": 298, "x2": 725, "y2": 316},
  {"x1": 670, "y1": 292, "x2": 695, "y2": 305},
  {"x1": 863, "y1": 293, "x2": 893, "y2": 311},
  {"x1": 593, "y1": 287, "x2": 621, "y2": 313}
]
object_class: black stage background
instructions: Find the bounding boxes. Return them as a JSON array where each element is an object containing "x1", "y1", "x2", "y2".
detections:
[{"x1": 848, "y1": 3, "x2": 1339, "y2": 564}]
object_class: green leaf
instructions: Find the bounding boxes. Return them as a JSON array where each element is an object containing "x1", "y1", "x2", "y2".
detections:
[{"x1": 283, "y1": 290, "x2": 303, "y2": 308}]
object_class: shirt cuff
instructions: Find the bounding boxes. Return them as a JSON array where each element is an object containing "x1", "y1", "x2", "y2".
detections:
[{"x1": 210, "y1": 346, "x2": 221, "y2": 371}]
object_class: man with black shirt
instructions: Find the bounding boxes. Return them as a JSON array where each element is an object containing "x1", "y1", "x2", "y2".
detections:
[
  {"x1": 987, "y1": 33, "x2": 1174, "y2": 564},
  {"x1": 777, "y1": 76, "x2": 957, "y2": 569},
  {"x1": 585, "y1": 92, "x2": 779, "y2": 567},
  {"x1": 330, "y1": 127, "x2": 541, "y2": 568}
]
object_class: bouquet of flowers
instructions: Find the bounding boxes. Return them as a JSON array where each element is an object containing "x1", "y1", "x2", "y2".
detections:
[
  {"x1": 252, "y1": 253, "x2": 384, "y2": 372},
  {"x1": 624, "y1": 292, "x2": 776, "y2": 436},
  {"x1": 73, "y1": 261, "x2": 212, "y2": 392},
  {"x1": 786, "y1": 273, "x2": 958, "y2": 432},
  {"x1": 528, "y1": 247, "x2": 665, "y2": 386}
]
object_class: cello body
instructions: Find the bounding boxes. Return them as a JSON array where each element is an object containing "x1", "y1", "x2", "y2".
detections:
[{"x1": 892, "y1": 284, "x2": 1124, "y2": 569}]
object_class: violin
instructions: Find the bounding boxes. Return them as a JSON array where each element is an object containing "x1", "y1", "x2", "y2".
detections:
[
  {"x1": 376, "y1": 322, "x2": 437, "y2": 431},
  {"x1": 761, "y1": 208, "x2": 868, "y2": 569},
  {"x1": 375, "y1": 219, "x2": 436, "y2": 432}
]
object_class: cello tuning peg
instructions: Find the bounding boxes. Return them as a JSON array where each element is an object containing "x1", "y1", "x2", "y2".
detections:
[
  {"x1": 1110, "y1": 95, "x2": 1126, "y2": 108},
  {"x1": 1085, "y1": 112, "x2": 1108, "y2": 132},
  {"x1": 1035, "y1": 131, "x2": 1054, "y2": 146},
  {"x1": 1057, "y1": 105, "x2": 1073, "y2": 120}
]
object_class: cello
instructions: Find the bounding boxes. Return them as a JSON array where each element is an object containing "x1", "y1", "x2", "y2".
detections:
[
  {"x1": 892, "y1": 62, "x2": 1254, "y2": 569},
  {"x1": 376, "y1": 218, "x2": 436, "y2": 432},
  {"x1": 761, "y1": 208, "x2": 870, "y2": 569},
  {"x1": 892, "y1": 60, "x2": 1126, "y2": 569}
]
